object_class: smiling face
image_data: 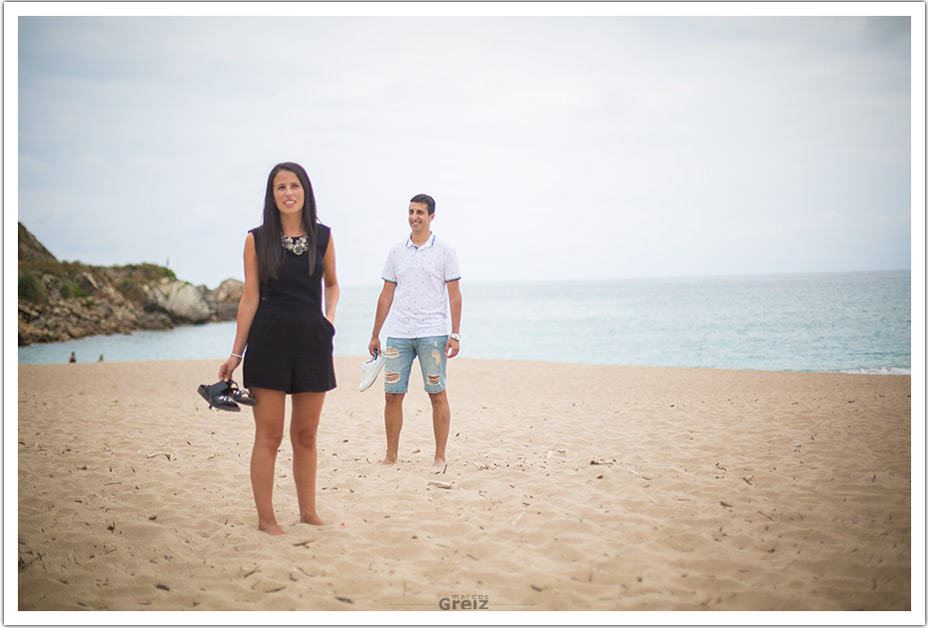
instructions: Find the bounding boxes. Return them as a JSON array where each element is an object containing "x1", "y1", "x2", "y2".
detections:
[
  {"x1": 408, "y1": 201, "x2": 433, "y2": 236},
  {"x1": 273, "y1": 169, "x2": 304, "y2": 217}
]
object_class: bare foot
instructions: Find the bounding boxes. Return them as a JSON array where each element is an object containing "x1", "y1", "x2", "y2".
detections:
[
  {"x1": 300, "y1": 514, "x2": 324, "y2": 526},
  {"x1": 259, "y1": 522, "x2": 286, "y2": 536},
  {"x1": 381, "y1": 455, "x2": 397, "y2": 465},
  {"x1": 433, "y1": 457, "x2": 446, "y2": 468}
]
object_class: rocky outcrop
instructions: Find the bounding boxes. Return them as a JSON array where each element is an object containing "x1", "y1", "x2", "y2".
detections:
[
  {"x1": 207, "y1": 279, "x2": 244, "y2": 321},
  {"x1": 17, "y1": 223, "x2": 243, "y2": 346},
  {"x1": 18, "y1": 288, "x2": 175, "y2": 345},
  {"x1": 18, "y1": 222, "x2": 58, "y2": 264},
  {"x1": 145, "y1": 278, "x2": 213, "y2": 324}
]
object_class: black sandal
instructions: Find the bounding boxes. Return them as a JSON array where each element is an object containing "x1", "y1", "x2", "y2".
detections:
[
  {"x1": 197, "y1": 380, "x2": 240, "y2": 412},
  {"x1": 227, "y1": 380, "x2": 257, "y2": 407}
]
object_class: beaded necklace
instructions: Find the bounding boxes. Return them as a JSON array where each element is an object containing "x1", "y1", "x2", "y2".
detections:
[{"x1": 280, "y1": 233, "x2": 309, "y2": 255}]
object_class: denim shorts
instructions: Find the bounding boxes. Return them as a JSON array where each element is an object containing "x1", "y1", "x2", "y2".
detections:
[{"x1": 383, "y1": 336, "x2": 448, "y2": 394}]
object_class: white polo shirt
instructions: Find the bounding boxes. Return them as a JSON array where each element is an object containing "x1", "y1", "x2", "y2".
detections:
[{"x1": 382, "y1": 233, "x2": 461, "y2": 338}]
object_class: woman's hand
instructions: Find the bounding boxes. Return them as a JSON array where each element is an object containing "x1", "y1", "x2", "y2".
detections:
[{"x1": 219, "y1": 355, "x2": 242, "y2": 382}]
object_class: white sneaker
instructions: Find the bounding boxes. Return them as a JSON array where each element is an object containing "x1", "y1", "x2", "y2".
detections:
[{"x1": 358, "y1": 351, "x2": 386, "y2": 392}]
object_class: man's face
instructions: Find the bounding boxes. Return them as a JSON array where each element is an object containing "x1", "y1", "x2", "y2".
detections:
[{"x1": 408, "y1": 202, "x2": 433, "y2": 234}]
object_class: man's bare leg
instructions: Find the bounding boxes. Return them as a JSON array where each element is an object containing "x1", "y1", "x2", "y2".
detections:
[
  {"x1": 382, "y1": 392, "x2": 405, "y2": 464},
  {"x1": 429, "y1": 390, "x2": 451, "y2": 466}
]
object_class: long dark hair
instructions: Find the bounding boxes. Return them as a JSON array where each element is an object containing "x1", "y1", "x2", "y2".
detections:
[{"x1": 256, "y1": 162, "x2": 318, "y2": 283}]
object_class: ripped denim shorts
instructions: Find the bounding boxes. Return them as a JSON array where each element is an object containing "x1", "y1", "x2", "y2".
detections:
[{"x1": 383, "y1": 336, "x2": 448, "y2": 394}]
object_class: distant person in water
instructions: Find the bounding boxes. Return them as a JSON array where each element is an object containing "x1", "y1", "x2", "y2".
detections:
[
  {"x1": 68, "y1": 352, "x2": 76, "y2": 363},
  {"x1": 368, "y1": 193, "x2": 462, "y2": 467},
  {"x1": 98, "y1": 355, "x2": 104, "y2": 362},
  {"x1": 217, "y1": 162, "x2": 339, "y2": 536}
]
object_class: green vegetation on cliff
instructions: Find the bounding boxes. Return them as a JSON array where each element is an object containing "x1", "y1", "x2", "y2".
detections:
[{"x1": 17, "y1": 222, "x2": 240, "y2": 346}]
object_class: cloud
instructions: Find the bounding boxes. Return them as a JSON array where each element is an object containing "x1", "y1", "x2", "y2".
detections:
[
  {"x1": 18, "y1": 154, "x2": 46, "y2": 175},
  {"x1": 77, "y1": 151, "x2": 112, "y2": 171},
  {"x1": 14, "y1": 12, "x2": 915, "y2": 287}
]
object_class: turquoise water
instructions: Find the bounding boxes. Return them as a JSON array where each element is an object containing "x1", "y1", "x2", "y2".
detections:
[{"x1": 18, "y1": 271, "x2": 911, "y2": 374}]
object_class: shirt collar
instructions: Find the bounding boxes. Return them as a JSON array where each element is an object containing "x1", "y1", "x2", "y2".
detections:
[{"x1": 405, "y1": 233, "x2": 435, "y2": 249}]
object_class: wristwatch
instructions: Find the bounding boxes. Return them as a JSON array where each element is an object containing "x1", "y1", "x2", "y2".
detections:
[{"x1": 449, "y1": 333, "x2": 462, "y2": 342}]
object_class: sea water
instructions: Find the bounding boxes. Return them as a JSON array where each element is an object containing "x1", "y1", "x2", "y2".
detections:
[{"x1": 18, "y1": 271, "x2": 911, "y2": 374}]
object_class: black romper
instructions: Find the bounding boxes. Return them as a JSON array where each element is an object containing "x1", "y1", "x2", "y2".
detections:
[{"x1": 242, "y1": 224, "x2": 337, "y2": 394}]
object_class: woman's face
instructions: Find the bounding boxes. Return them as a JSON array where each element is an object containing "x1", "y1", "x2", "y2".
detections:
[{"x1": 273, "y1": 169, "x2": 304, "y2": 217}]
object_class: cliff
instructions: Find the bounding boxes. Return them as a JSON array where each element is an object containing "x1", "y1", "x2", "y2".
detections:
[{"x1": 17, "y1": 223, "x2": 243, "y2": 346}]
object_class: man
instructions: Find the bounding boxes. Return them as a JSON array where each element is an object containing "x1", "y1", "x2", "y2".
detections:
[{"x1": 368, "y1": 194, "x2": 462, "y2": 466}]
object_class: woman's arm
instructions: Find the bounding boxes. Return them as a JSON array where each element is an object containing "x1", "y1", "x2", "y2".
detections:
[
  {"x1": 219, "y1": 233, "x2": 260, "y2": 381},
  {"x1": 322, "y1": 233, "x2": 339, "y2": 325}
]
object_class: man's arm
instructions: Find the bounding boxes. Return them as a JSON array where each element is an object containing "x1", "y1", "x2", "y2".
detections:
[
  {"x1": 445, "y1": 279, "x2": 462, "y2": 358},
  {"x1": 369, "y1": 281, "x2": 396, "y2": 356}
]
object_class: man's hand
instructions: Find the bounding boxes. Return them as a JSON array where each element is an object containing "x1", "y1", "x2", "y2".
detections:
[
  {"x1": 445, "y1": 337, "x2": 460, "y2": 358},
  {"x1": 369, "y1": 337, "x2": 382, "y2": 357}
]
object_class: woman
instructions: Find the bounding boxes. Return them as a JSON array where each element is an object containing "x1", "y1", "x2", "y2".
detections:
[{"x1": 219, "y1": 162, "x2": 339, "y2": 536}]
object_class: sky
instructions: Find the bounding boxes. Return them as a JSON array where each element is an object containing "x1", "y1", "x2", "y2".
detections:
[{"x1": 10, "y1": 3, "x2": 921, "y2": 289}]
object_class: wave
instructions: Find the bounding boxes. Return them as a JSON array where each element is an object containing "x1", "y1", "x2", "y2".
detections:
[{"x1": 838, "y1": 367, "x2": 912, "y2": 376}]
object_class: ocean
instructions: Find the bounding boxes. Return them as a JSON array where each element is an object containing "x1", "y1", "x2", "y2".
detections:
[{"x1": 18, "y1": 271, "x2": 912, "y2": 374}]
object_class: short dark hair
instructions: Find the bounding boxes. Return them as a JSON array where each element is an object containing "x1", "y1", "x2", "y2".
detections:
[{"x1": 410, "y1": 194, "x2": 435, "y2": 215}]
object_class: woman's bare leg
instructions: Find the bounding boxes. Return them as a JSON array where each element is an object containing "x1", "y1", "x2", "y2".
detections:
[
  {"x1": 250, "y1": 387, "x2": 286, "y2": 535},
  {"x1": 291, "y1": 392, "x2": 326, "y2": 525}
]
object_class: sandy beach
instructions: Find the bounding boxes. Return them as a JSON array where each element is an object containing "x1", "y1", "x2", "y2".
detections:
[{"x1": 16, "y1": 357, "x2": 912, "y2": 614}]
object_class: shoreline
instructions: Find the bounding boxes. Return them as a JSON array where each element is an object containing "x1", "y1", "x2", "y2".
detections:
[
  {"x1": 17, "y1": 353, "x2": 914, "y2": 376},
  {"x1": 16, "y1": 357, "x2": 913, "y2": 613}
]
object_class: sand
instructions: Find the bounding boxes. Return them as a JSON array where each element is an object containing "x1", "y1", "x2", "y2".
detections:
[{"x1": 16, "y1": 357, "x2": 913, "y2": 615}]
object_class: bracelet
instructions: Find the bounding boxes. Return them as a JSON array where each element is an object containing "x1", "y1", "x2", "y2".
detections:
[{"x1": 231, "y1": 352, "x2": 244, "y2": 359}]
